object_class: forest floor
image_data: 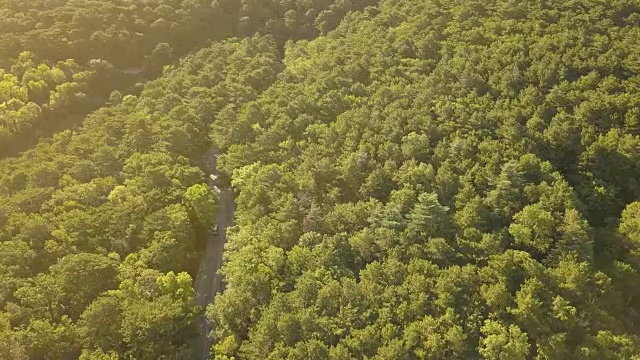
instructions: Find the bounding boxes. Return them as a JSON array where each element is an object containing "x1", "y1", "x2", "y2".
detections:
[{"x1": 193, "y1": 149, "x2": 235, "y2": 360}]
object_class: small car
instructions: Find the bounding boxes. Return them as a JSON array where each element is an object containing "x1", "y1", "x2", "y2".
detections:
[{"x1": 213, "y1": 225, "x2": 219, "y2": 236}]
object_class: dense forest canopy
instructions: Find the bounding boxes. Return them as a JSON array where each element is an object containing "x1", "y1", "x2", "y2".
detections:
[
  {"x1": 0, "y1": 0, "x2": 376, "y2": 68},
  {"x1": 1, "y1": 0, "x2": 640, "y2": 359},
  {"x1": 0, "y1": 53, "x2": 127, "y2": 157},
  {"x1": 0, "y1": 0, "x2": 377, "y2": 157}
]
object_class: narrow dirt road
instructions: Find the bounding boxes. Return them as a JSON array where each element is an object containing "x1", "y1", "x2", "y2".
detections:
[{"x1": 193, "y1": 149, "x2": 235, "y2": 360}]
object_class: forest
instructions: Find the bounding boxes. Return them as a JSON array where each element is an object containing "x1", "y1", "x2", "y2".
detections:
[{"x1": 1, "y1": 0, "x2": 640, "y2": 359}]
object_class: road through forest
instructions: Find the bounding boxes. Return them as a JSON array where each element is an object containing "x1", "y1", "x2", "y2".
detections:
[{"x1": 193, "y1": 149, "x2": 235, "y2": 360}]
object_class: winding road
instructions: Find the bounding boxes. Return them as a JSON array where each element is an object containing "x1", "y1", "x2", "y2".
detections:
[{"x1": 193, "y1": 149, "x2": 235, "y2": 360}]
